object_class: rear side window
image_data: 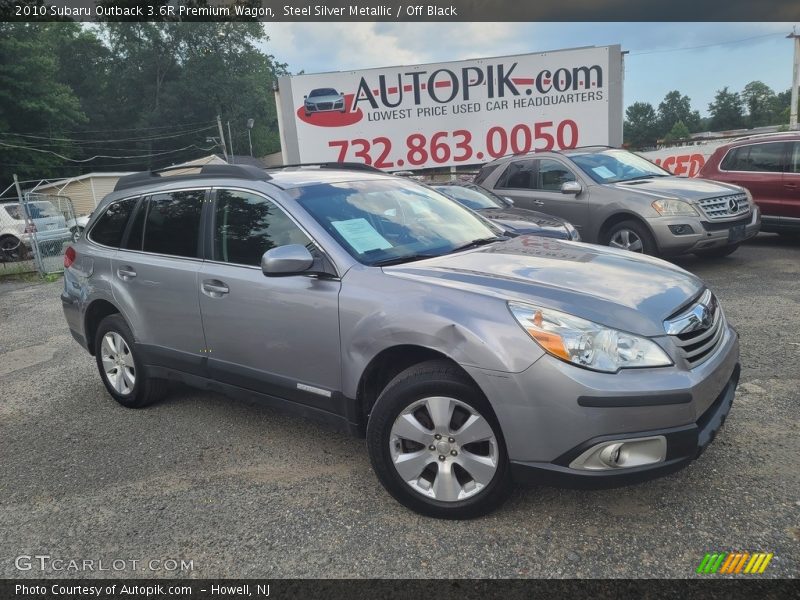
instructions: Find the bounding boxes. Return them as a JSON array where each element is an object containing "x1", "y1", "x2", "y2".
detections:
[
  {"x1": 790, "y1": 142, "x2": 800, "y2": 174},
  {"x1": 720, "y1": 142, "x2": 786, "y2": 172},
  {"x1": 142, "y1": 190, "x2": 204, "y2": 258},
  {"x1": 3, "y1": 204, "x2": 21, "y2": 220},
  {"x1": 122, "y1": 200, "x2": 146, "y2": 251},
  {"x1": 473, "y1": 163, "x2": 501, "y2": 185},
  {"x1": 498, "y1": 160, "x2": 536, "y2": 189},
  {"x1": 213, "y1": 189, "x2": 311, "y2": 266},
  {"x1": 89, "y1": 198, "x2": 138, "y2": 248}
]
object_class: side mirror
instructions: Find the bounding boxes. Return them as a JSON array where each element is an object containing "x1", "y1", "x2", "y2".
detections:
[
  {"x1": 304, "y1": 95, "x2": 308, "y2": 99},
  {"x1": 561, "y1": 181, "x2": 582, "y2": 195},
  {"x1": 503, "y1": 196, "x2": 515, "y2": 206},
  {"x1": 261, "y1": 244, "x2": 314, "y2": 276}
]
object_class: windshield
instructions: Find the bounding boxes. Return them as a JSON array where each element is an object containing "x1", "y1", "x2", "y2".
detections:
[
  {"x1": 309, "y1": 88, "x2": 338, "y2": 97},
  {"x1": 433, "y1": 184, "x2": 505, "y2": 210},
  {"x1": 291, "y1": 179, "x2": 501, "y2": 266},
  {"x1": 569, "y1": 150, "x2": 670, "y2": 183}
]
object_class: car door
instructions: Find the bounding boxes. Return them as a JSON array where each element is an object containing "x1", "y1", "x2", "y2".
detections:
[
  {"x1": 110, "y1": 189, "x2": 208, "y2": 377},
  {"x1": 783, "y1": 141, "x2": 800, "y2": 227},
  {"x1": 198, "y1": 188, "x2": 343, "y2": 412},
  {"x1": 718, "y1": 141, "x2": 788, "y2": 220}
]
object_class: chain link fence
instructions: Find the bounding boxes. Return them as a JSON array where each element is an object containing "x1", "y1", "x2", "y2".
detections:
[{"x1": 0, "y1": 193, "x2": 76, "y2": 275}]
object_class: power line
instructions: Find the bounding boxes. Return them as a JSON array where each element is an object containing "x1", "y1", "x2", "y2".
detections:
[
  {"x1": 629, "y1": 32, "x2": 784, "y2": 56},
  {"x1": 0, "y1": 140, "x2": 217, "y2": 163},
  {"x1": 0, "y1": 125, "x2": 216, "y2": 145}
]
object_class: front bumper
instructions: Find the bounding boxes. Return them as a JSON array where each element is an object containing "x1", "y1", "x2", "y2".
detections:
[
  {"x1": 510, "y1": 363, "x2": 738, "y2": 488},
  {"x1": 648, "y1": 206, "x2": 760, "y2": 255},
  {"x1": 463, "y1": 322, "x2": 739, "y2": 488}
]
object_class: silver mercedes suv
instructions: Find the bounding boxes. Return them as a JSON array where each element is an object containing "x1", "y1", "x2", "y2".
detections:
[
  {"x1": 477, "y1": 147, "x2": 761, "y2": 258},
  {"x1": 62, "y1": 163, "x2": 740, "y2": 518}
]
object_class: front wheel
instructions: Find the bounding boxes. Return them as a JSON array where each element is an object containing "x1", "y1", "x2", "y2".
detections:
[
  {"x1": 366, "y1": 360, "x2": 513, "y2": 519},
  {"x1": 604, "y1": 219, "x2": 657, "y2": 255}
]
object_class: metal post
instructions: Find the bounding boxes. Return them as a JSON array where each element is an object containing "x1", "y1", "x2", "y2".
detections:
[
  {"x1": 216, "y1": 114, "x2": 229, "y2": 162},
  {"x1": 13, "y1": 174, "x2": 42, "y2": 274},
  {"x1": 789, "y1": 32, "x2": 800, "y2": 130},
  {"x1": 227, "y1": 121, "x2": 235, "y2": 164}
]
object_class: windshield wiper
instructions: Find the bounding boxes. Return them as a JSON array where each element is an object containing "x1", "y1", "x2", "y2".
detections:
[
  {"x1": 372, "y1": 254, "x2": 439, "y2": 267},
  {"x1": 623, "y1": 174, "x2": 668, "y2": 181},
  {"x1": 449, "y1": 236, "x2": 506, "y2": 253}
]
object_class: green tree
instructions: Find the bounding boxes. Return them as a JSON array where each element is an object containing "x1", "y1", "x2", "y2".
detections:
[
  {"x1": 741, "y1": 81, "x2": 778, "y2": 127},
  {"x1": 624, "y1": 102, "x2": 659, "y2": 150},
  {"x1": 0, "y1": 23, "x2": 86, "y2": 185},
  {"x1": 663, "y1": 120, "x2": 691, "y2": 142},
  {"x1": 657, "y1": 90, "x2": 701, "y2": 135},
  {"x1": 708, "y1": 87, "x2": 745, "y2": 131}
]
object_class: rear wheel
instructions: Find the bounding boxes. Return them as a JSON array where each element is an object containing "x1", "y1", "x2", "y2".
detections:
[
  {"x1": 694, "y1": 243, "x2": 739, "y2": 258},
  {"x1": 604, "y1": 220, "x2": 657, "y2": 255},
  {"x1": 366, "y1": 360, "x2": 512, "y2": 519},
  {"x1": 94, "y1": 314, "x2": 167, "y2": 408},
  {"x1": 0, "y1": 235, "x2": 24, "y2": 261}
]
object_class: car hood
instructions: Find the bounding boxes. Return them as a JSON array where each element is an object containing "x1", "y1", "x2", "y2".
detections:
[
  {"x1": 383, "y1": 236, "x2": 704, "y2": 336},
  {"x1": 478, "y1": 207, "x2": 569, "y2": 238},
  {"x1": 610, "y1": 176, "x2": 742, "y2": 202}
]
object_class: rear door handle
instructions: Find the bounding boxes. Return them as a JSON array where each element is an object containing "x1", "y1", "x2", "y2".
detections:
[
  {"x1": 116, "y1": 266, "x2": 137, "y2": 280},
  {"x1": 202, "y1": 279, "x2": 229, "y2": 298},
  {"x1": 530, "y1": 200, "x2": 545, "y2": 206}
]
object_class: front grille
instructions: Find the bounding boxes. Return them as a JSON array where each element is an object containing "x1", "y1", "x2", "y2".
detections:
[
  {"x1": 316, "y1": 102, "x2": 333, "y2": 110},
  {"x1": 665, "y1": 290, "x2": 726, "y2": 368},
  {"x1": 697, "y1": 193, "x2": 750, "y2": 221}
]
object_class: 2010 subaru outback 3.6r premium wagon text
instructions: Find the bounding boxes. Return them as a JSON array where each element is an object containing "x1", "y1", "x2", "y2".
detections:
[{"x1": 62, "y1": 163, "x2": 740, "y2": 519}]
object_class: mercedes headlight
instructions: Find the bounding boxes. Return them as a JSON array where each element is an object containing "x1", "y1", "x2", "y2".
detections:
[
  {"x1": 508, "y1": 302, "x2": 672, "y2": 373},
  {"x1": 651, "y1": 198, "x2": 699, "y2": 217}
]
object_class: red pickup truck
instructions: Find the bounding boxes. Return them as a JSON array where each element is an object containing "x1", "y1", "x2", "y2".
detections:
[{"x1": 698, "y1": 133, "x2": 799, "y2": 235}]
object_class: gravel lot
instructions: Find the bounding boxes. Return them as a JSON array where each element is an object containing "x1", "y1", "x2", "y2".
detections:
[{"x1": 1, "y1": 233, "x2": 798, "y2": 579}]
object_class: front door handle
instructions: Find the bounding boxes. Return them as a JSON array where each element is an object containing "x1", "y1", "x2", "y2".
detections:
[
  {"x1": 117, "y1": 266, "x2": 137, "y2": 280},
  {"x1": 202, "y1": 279, "x2": 229, "y2": 298}
]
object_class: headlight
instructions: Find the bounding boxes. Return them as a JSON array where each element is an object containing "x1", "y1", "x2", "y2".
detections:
[
  {"x1": 508, "y1": 302, "x2": 672, "y2": 373},
  {"x1": 651, "y1": 198, "x2": 699, "y2": 217}
]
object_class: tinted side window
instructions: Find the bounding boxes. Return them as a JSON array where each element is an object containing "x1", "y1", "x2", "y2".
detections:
[
  {"x1": 721, "y1": 142, "x2": 786, "y2": 172},
  {"x1": 499, "y1": 160, "x2": 535, "y2": 189},
  {"x1": 536, "y1": 159, "x2": 576, "y2": 191},
  {"x1": 214, "y1": 190, "x2": 311, "y2": 266},
  {"x1": 790, "y1": 142, "x2": 800, "y2": 174},
  {"x1": 90, "y1": 198, "x2": 137, "y2": 248},
  {"x1": 4, "y1": 204, "x2": 21, "y2": 220},
  {"x1": 142, "y1": 190, "x2": 204, "y2": 258}
]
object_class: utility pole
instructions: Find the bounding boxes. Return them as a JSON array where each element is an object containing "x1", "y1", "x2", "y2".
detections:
[
  {"x1": 247, "y1": 118, "x2": 255, "y2": 157},
  {"x1": 227, "y1": 121, "x2": 235, "y2": 164},
  {"x1": 216, "y1": 114, "x2": 229, "y2": 162},
  {"x1": 790, "y1": 29, "x2": 800, "y2": 130}
]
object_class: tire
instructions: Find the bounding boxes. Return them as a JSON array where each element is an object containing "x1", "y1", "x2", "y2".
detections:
[
  {"x1": 694, "y1": 243, "x2": 740, "y2": 258},
  {"x1": 94, "y1": 314, "x2": 167, "y2": 408},
  {"x1": 0, "y1": 235, "x2": 23, "y2": 261},
  {"x1": 604, "y1": 219, "x2": 657, "y2": 255},
  {"x1": 366, "y1": 360, "x2": 513, "y2": 519}
]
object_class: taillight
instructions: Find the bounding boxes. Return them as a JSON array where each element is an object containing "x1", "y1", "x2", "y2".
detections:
[
  {"x1": 24, "y1": 222, "x2": 36, "y2": 233},
  {"x1": 64, "y1": 245, "x2": 76, "y2": 268}
]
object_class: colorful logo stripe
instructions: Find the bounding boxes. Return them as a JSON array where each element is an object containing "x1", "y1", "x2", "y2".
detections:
[{"x1": 697, "y1": 552, "x2": 773, "y2": 574}]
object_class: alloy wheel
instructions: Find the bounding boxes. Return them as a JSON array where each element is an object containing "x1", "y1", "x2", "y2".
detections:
[
  {"x1": 609, "y1": 228, "x2": 644, "y2": 252},
  {"x1": 100, "y1": 332, "x2": 136, "y2": 396},
  {"x1": 389, "y1": 396, "x2": 499, "y2": 502}
]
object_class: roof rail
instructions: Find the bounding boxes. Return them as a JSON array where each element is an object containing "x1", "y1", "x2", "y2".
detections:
[
  {"x1": 728, "y1": 131, "x2": 798, "y2": 143},
  {"x1": 267, "y1": 162, "x2": 384, "y2": 173},
  {"x1": 113, "y1": 164, "x2": 271, "y2": 192},
  {"x1": 486, "y1": 144, "x2": 618, "y2": 163}
]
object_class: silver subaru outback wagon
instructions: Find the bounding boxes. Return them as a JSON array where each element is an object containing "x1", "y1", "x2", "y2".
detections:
[{"x1": 62, "y1": 163, "x2": 740, "y2": 519}]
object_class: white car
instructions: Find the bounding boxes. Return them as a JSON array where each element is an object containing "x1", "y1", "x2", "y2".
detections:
[{"x1": 0, "y1": 200, "x2": 72, "y2": 260}]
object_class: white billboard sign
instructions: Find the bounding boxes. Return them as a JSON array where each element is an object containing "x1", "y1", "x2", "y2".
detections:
[{"x1": 277, "y1": 45, "x2": 623, "y2": 170}]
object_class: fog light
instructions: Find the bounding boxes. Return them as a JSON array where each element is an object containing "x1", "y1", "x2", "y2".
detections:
[
  {"x1": 668, "y1": 224, "x2": 695, "y2": 235},
  {"x1": 568, "y1": 436, "x2": 667, "y2": 471}
]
